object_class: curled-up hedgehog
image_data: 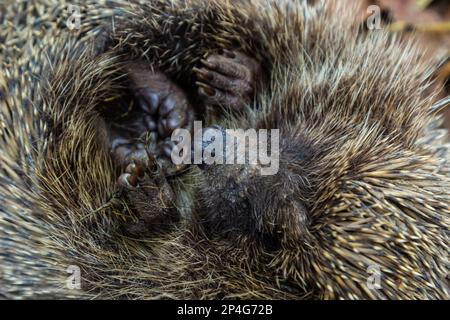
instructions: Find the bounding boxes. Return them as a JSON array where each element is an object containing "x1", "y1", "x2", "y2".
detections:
[{"x1": 0, "y1": 0, "x2": 449, "y2": 299}]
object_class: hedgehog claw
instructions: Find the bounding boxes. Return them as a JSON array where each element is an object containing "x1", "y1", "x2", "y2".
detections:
[
  {"x1": 200, "y1": 59, "x2": 217, "y2": 70},
  {"x1": 118, "y1": 173, "x2": 137, "y2": 188},
  {"x1": 193, "y1": 67, "x2": 213, "y2": 82},
  {"x1": 125, "y1": 162, "x2": 145, "y2": 179},
  {"x1": 221, "y1": 49, "x2": 236, "y2": 59},
  {"x1": 196, "y1": 82, "x2": 216, "y2": 97}
]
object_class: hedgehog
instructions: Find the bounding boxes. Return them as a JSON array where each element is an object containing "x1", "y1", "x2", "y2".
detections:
[{"x1": 0, "y1": 0, "x2": 449, "y2": 299}]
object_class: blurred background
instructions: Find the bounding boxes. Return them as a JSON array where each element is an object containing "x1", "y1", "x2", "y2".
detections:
[{"x1": 347, "y1": 0, "x2": 450, "y2": 130}]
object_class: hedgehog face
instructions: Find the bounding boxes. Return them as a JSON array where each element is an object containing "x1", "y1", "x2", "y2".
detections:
[{"x1": 196, "y1": 133, "x2": 312, "y2": 248}]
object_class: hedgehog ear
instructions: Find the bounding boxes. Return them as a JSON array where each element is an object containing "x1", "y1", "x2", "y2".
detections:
[{"x1": 429, "y1": 96, "x2": 450, "y2": 114}]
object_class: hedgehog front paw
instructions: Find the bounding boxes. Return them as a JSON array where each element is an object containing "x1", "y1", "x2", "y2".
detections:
[{"x1": 194, "y1": 50, "x2": 261, "y2": 111}]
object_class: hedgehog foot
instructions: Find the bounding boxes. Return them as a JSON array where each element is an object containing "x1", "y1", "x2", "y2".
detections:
[
  {"x1": 117, "y1": 156, "x2": 177, "y2": 237},
  {"x1": 109, "y1": 61, "x2": 194, "y2": 171},
  {"x1": 194, "y1": 50, "x2": 261, "y2": 111},
  {"x1": 107, "y1": 62, "x2": 194, "y2": 234},
  {"x1": 127, "y1": 62, "x2": 194, "y2": 141}
]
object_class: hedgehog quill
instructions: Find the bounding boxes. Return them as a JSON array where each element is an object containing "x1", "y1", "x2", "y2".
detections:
[{"x1": 0, "y1": 0, "x2": 449, "y2": 299}]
